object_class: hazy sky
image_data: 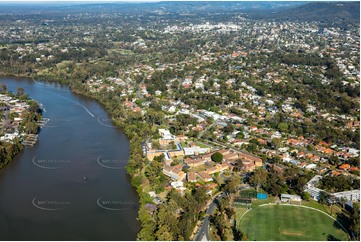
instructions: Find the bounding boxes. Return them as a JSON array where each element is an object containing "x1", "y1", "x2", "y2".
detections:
[
  {"x1": 0, "y1": 0, "x2": 354, "y2": 2},
  {"x1": 0, "y1": 0, "x2": 355, "y2": 3}
]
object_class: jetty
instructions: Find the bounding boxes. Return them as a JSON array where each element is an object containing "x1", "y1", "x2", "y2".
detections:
[
  {"x1": 37, "y1": 118, "x2": 49, "y2": 127},
  {"x1": 22, "y1": 134, "x2": 38, "y2": 146}
]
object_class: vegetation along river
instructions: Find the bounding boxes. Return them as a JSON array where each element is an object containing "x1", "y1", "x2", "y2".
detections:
[{"x1": 0, "y1": 77, "x2": 140, "y2": 240}]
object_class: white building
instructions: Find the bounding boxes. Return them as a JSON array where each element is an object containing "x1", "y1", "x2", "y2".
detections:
[
  {"x1": 159, "y1": 129, "x2": 175, "y2": 140},
  {"x1": 281, "y1": 194, "x2": 302, "y2": 203},
  {"x1": 305, "y1": 175, "x2": 361, "y2": 202},
  {"x1": 304, "y1": 175, "x2": 323, "y2": 200},
  {"x1": 333, "y1": 190, "x2": 360, "y2": 202},
  {"x1": 183, "y1": 146, "x2": 210, "y2": 156}
]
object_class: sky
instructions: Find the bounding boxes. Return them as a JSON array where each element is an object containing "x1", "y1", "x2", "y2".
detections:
[
  {"x1": 0, "y1": 0, "x2": 357, "y2": 2},
  {"x1": 0, "y1": 0, "x2": 357, "y2": 4}
]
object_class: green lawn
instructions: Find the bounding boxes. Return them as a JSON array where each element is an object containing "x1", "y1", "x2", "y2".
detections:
[{"x1": 238, "y1": 205, "x2": 349, "y2": 241}]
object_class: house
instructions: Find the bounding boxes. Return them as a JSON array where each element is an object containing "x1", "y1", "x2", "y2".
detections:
[
  {"x1": 249, "y1": 126, "x2": 258, "y2": 131},
  {"x1": 288, "y1": 138, "x2": 300, "y2": 146},
  {"x1": 305, "y1": 153, "x2": 314, "y2": 159},
  {"x1": 350, "y1": 167, "x2": 359, "y2": 171},
  {"x1": 338, "y1": 164, "x2": 351, "y2": 170},
  {"x1": 197, "y1": 171, "x2": 213, "y2": 182},
  {"x1": 305, "y1": 164, "x2": 317, "y2": 170},
  {"x1": 332, "y1": 171, "x2": 341, "y2": 176},
  {"x1": 319, "y1": 141, "x2": 330, "y2": 147},
  {"x1": 144, "y1": 203, "x2": 157, "y2": 214},
  {"x1": 315, "y1": 145, "x2": 326, "y2": 152},
  {"x1": 347, "y1": 121, "x2": 360, "y2": 129},
  {"x1": 323, "y1": 148, "x2": 334, "y2": 155},
  {"x1": 207, "y1": 183, "x2": 218, "y2": 190},
  {"x1": 232, "y1": 139, "x2": 243, "y2": 146},
  {"x1": 297, "y1": 151, "x2": 305, "y2": 158},
  {"x1": 310, "y1": 156, "x2": 320, "y2": 162}
]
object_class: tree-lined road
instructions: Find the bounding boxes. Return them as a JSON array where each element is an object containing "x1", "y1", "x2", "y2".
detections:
[{"x1": 194, "y1": 193, "x2": 226, "y2": 241}]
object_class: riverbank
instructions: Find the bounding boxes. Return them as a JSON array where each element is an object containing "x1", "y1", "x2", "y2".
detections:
[
  {"x1": 0, "y1": 74, "x2": 146, "y2": 239},
  {"x1": 0, "y1": 76, "x2": 140, "y2": 240},
  {"x1": 0, "y1": 88, "x2": 43, "y2": 170}
]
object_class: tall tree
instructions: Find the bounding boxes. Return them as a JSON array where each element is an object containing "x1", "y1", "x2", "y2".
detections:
[{"x1": 249, "y1": 169, "x2": 268, "y2": 192}]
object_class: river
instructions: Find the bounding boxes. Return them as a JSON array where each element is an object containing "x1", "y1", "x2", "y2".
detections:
[{"x1": 0, "y1": 77, "x2": 140, "y2": 240}]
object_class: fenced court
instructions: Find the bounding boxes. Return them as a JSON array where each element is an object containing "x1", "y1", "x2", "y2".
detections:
[
  {"x1": 234, "y1": 189, "x2": 256, "y2": 208},
  {"x1": 238, "y1": 204, "x2": 349, "y2": 241},
  {"x1": 256, "y1": 193, "x2": 267, "y2": 200},
  {"x1": 239, "y1": 189, "x2": 257, "y2": 198},
  {"x1": 233, "y1": 197, "x2": 252, "y2": 207}
]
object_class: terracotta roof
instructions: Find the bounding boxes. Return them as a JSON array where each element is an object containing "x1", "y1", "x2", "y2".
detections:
[{"x1": 338, "y1": 164, "x2": 351, "y2": 170}]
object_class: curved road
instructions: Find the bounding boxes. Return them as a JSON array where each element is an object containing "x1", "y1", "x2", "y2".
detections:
[{"x1": 194, "y1": 193, "x2": 226, "y2": 241}]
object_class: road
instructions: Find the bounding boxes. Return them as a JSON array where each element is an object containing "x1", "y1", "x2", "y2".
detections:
[
  {"x1": 198, "y1": 121, "x2": 217, "y2": 139},
  {"x1": 194, "y1": 193, "x2": 226, "y2": 241}
]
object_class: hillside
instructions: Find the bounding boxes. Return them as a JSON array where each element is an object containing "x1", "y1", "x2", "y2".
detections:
[{"x1": 248, "y1": 1, "x2": 360, "y2": 23}]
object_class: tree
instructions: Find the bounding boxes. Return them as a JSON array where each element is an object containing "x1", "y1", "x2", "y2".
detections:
[
  {"x1": 319, "y1": 191, "x2": 335, "y2": 215},
  {"x1": 223, "y1": 176, "x2": 241, "y2": 194},
  {"x1": 349, "y1": 203, "x2": 360, "y2": 240},
  {"x1": 223, "y1": 123, "x2": 235, "y2": 134},
  {"x1": 0, "y1": 83, "x2": 7, "y2": 92},
  {"x1": 249, "y1": 169, "x2": 268, "y2": 192},
  {"x1": 151, "y1": 140, "x2": 161, "y2": 150},
  {"x1": 301, "y1": 191, "x2": 311, "y2": 201},
  {"x1": 236, "y1": 132, "x2": 245, "y2": 139},
  {"x1": 17, "y1": 87, "x2": 25, "y2": 96},
  {"x1": 155, "y1": 225, "x2": 174, "y2": 240},
  {"x1": 246, "y1": 143, "x2": 258, "y2": 153},
  {"x1": 277, "y1": 122, "x2": 289, "y2": 132},
  {"x1": 211, "y1": 152, "x2": 223, "y2": 163},
  {"x1": 270, "y1": 138, "x2": 282, "y2": 149},
  {"x1": 233, "y1": 227, "x2": 248, "y2": 241},
  {"x1": 137, "y1": 207, "x2": 156, "y2": 241}
]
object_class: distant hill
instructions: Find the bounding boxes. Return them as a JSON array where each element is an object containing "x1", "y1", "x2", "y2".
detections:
[
  {"x1": 248, "y1": 1, "x2": 360, "y2": 23},
  {"x1": 0, "y1": 1, "x2": 307, "y2": 15},
  {"x1": 0, "y1": 1, "x2": 358, "y2": 25}
]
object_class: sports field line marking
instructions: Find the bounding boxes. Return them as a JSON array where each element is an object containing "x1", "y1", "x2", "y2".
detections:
[
  {"x1": 239, "y1": 208, "x2": 252, "y2": 222},
  {"x1": 256, "y1": 203, "x2": 351, "y2": 239}
]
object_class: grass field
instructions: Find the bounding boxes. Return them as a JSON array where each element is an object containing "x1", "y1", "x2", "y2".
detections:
[{"x1": 238, "y1": 205, "x2": 349, "y2": 241}]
